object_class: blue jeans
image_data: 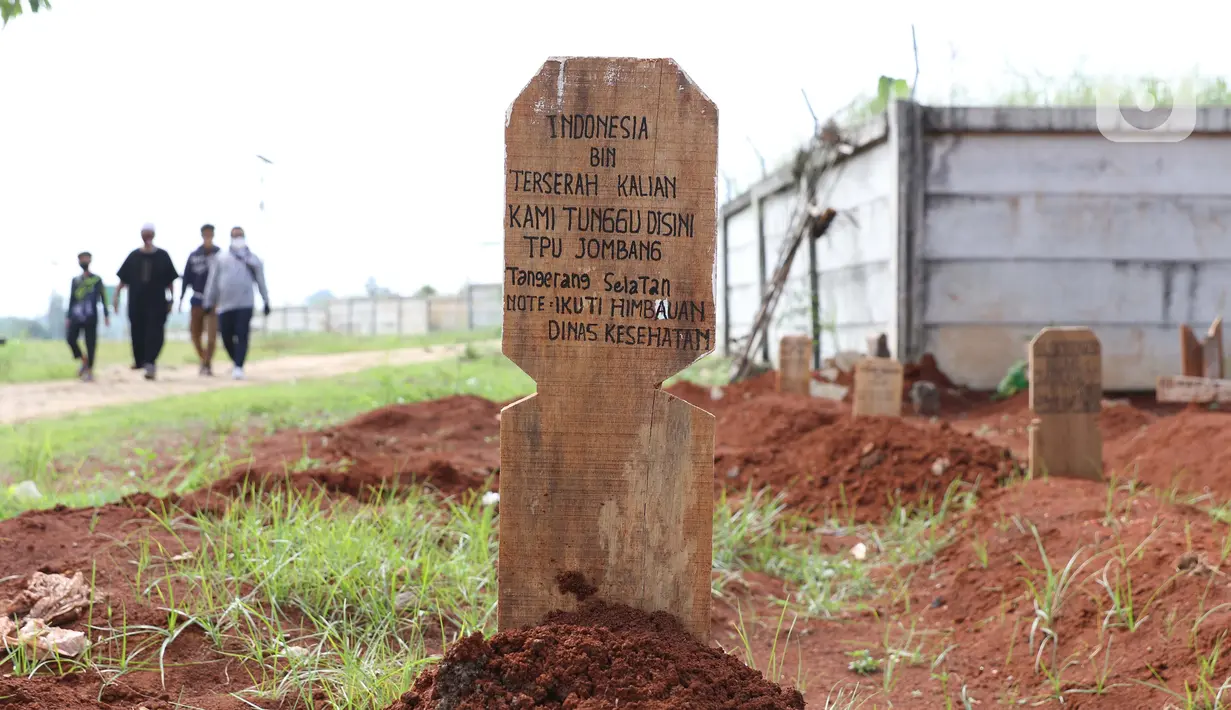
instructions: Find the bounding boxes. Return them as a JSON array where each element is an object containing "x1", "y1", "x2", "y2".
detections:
[{"x1": 218, "y1": 307, "x2": 253, "y2": 367}]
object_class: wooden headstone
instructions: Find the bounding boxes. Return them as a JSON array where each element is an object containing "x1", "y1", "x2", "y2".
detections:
[
  {"x1": 778, "y1": 335, "x2": 812, "y2": 395},
  {"x1": 1157, "y1": 374, "x2": 1231, "y2": 404},
  {"x1": 499, "y1": 57, "x2": 717, "y2": 641},
  {"x1": 1180, "y1": 324, "x2": 1204, "y2": 378},
  {"x1": 1028, "y1": 327, "x2": 1103, "y2": 481},
  {"x1": 852, "y1": 357, "x2": 904, "y2": 417}
]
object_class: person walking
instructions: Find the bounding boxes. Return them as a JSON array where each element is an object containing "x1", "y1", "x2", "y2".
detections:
[
  {"x1": 65, "y1": 251, "x2": 111, "y2": 382},
  {"x1": 179, "y1": 223, "x2": 221, "y2": 376},
  {"x1": 115, "y1": 223, "x2": 179, "y2": 380},
  {"x1": 203, "y1": 226, "x2": 270, "y2": 380}
]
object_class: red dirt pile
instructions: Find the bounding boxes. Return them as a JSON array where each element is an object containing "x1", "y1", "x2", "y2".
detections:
[
  {"x1": 183, "y1": 395, "x2": 502, "y2": 510},
  {"x1": 710, "y1": 395, "x2": 1017, "y2": 521},
  {"x1": 387, "y1": 601, "x2": 804, "y2": 710},
  {"x1": 1105, "y1": 407, "x2": 1231, "y2": 496},
  {"x1": 915, "y1": 477, "x2": 1231, "y2": 706}
]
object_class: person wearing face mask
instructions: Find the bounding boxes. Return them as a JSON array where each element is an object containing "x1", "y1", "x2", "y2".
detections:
[
  {"x1": 114, "y1": 222, "x2": 180, "y2": 380},
  {"x1": 64, "y1": 251, "x2": 111, "y2": 382},
  {"x1": 203, "y1": 226, "x2": 270, "y2": 380}
]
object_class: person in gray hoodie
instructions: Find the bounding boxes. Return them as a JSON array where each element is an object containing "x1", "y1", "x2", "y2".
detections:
[{"x1": 203, "y1": 226, "x2": 270, "y2": 380}]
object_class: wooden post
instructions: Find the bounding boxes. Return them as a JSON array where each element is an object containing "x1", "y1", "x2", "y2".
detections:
[
  {"x1": 1157, "y1": 375, "x2": 1231, "y2": 403},
  {"x1": 1180, "y1": 324, "x2": 1204, "y2": 377},
  {"x1": 778, "y1": 335, "x2": 812, "y2": 395},
  {"x1": 852, "y1": 357, "x2": 904, "y2": 417},
  {"x1": 865, "y1": 332, "x2": 890, "y2": 358},
  {"x1": 499, "y1": 57, "x2": 717, "y2": 641},
  {"x1": 1028, "y1": 327, "x2": 1103, "y2": 481}
]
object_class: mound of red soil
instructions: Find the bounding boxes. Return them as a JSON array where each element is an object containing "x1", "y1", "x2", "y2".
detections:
[
  {"x1": 182, "y1": 395, "x2": 502, "y2": 511},
  {"x1": 1106, "y1": 407, "x2": 1231, "y2": 496},
  {"x1": 388, "y1": 601, "x2": 804, "y2": 710},
  {"x1": 716, "y1": 394, "x2": 1017, "y2": 520}
]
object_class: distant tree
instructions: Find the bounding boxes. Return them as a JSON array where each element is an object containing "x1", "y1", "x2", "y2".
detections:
[
  {"x1": 306, "y1": 289, "x2": 336, "y2": 307},
  {"x1": 0, "y1": 0, "x2": 50, "y2": 26},
  {"x1": 45, "y1": 292, "x2": 65, "y2": 340},
  {"x1": 364, "y1": 277, "x2": 396, "y2": 298},
  {"x1": 25, "y1": 319, "x2": 49, "y2": 339},
  {"x1": 412, "y1": 285, "x2": 438, "y2": 299}
]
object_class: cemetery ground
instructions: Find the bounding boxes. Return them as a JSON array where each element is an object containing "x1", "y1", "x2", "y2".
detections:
[{"x1": 0, "y1": 351, "x2": 1228, "y2": 709}]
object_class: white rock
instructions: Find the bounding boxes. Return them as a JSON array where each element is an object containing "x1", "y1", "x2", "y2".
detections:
[
  {"x1": 810, "y1": 381, "x2": 849, "y2": 401},
  {"x1": 851, "y1": 543, "x2": 868, "y2": 561},
  {"x1": 931, "y1": 458, "x2": 951, "y2": 476},
  {"x1": 482, "y1": 491, "x2": 500, "y2": 506},
  {"x1": 7, "y1": 481, "x2": 40, "y2": 501}
]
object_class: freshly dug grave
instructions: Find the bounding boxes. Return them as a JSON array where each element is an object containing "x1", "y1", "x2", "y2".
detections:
[
  {"x1": 388, "y1": 600, "x2": 804, "y2": 710},
  {"x1": 709, "y1": 393, "x2": 1017, "y2": 521},
  {"x1": 182, "y1": 394, "x2": 503, "y2": 512}
]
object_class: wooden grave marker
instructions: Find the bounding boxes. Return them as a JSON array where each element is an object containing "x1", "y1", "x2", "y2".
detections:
[
  {"x1": 1156, "y1": 375, "x2": 1231, "y2": 404},
  {"x1": 852, "y1": 357, "x2": 904, "y2": 417},
  {"x1": 778, "y1": 335, "x2": 812, "y2": 395},
  {"x1": 1180, "y1": 324, "x2": 1205, "y2": 377},
  {"x1": 499, "y1": 57, "x2": 717, "y2": 641},
  {"x1": 866, "y1": 332, "x2": 890, "y2": 358},
  {"x1": 1027, "y1": 327, "x2": 1103, "y2": 481}
]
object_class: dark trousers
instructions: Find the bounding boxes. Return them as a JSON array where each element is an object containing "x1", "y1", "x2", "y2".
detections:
[
  {"x1": 219, "y1": 307, "x2": 254, "y2": 367},
  {"x1": 67, "y1": 318, "x2": 98, "y2": 369},
  {"x1": 129, "y1": 301, "x2": 168, "y2": 367}
]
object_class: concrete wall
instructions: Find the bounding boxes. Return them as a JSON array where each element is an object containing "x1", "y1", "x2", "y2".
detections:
[
  {"x1": 917, "y1": 107, "x2": 1231, "y2": 390},
  {"x1": 161, "y1": 283, "x2": 502, "y2": 339},
  {"x1": 719, "y1": 103, "x2": 1231, "y2": 390},
  {"x1": 720, "y1": 117, "x2": 898, "y2": 368}
]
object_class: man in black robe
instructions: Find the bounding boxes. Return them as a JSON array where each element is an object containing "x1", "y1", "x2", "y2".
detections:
[{"x1": 115, "y1": 222, "x2": 179, "y2": 380}]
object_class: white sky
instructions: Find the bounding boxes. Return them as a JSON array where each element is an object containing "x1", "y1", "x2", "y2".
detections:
[{"x1": 2, "y1": 0, "x2": 1227, "y2": 318}]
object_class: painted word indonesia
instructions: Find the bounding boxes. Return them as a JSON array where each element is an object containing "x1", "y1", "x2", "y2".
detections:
[{"x1": 548, "y1": 114, "x2": 650, "y2": 140}]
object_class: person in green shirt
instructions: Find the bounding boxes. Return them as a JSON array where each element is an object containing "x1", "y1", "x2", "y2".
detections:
[{"x1": 65, "y1": 251, "x2": 111, "y2": 382}]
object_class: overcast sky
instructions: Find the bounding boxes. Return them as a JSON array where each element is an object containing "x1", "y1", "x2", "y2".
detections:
[{"x1": 1, "y1": 0, "x2": 1226, "y2": 317}]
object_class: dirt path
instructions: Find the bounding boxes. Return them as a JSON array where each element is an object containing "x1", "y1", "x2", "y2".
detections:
[{"x1": 0, "y1": 342, "x2": 497, "y2": 425}]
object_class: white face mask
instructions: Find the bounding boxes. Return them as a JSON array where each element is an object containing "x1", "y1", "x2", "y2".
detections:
[{"x1": 231, "y1": 237, "x2": 247, "y2": 250}]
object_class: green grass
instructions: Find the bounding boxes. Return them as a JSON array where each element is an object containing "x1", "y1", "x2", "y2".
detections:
[
  {"x1": 0, "y1": 351, "x2": 731, "y2": 519},
  {"x1": 0, "y1": 327, "x2": 500, "y2": 384},
  {"x1": 0, "y1": 352, "x2": 531, "y2": 518}
]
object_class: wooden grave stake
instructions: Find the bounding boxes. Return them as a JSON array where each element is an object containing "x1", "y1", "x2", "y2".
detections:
[
  {"x1": 778, "y1": 335, "x2": 812, "y2": 395},
  {"x1": 1180, "y1": 324, "x2": 1204, "y2": 377},
  {"x1": 852, "y1": 357, "x2": 904, "y2": 417},
  {"x1": 499, "y1": 57, "x2": 717, "y2": 641},
  {"x1": 866, "y1": 332, "x2": 890, "y2": 358},
  {"x1": 1157, "y1": 374, "x2": 1231, "y2": 404},
  {"x1": 1027, "y1": 327, "x2": 1103, "y2": 481}
]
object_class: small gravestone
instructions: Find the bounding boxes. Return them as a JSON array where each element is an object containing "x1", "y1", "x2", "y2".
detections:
[
  {"x1": 499, "y1": 57, "x2": 717, "y2": 641},
  {"x1": 778, "y1": 335, "x2": 812, "y2": 395},
  {"x1": 1028, "y1": 327, "x2": 1103, "y2": 481},
  {"x1": 852, "y1": 357, "x2": 904, "y2": 417},
  {"x1": 1156, "y1": 374, "x2": 1231, "y2": 404}
]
